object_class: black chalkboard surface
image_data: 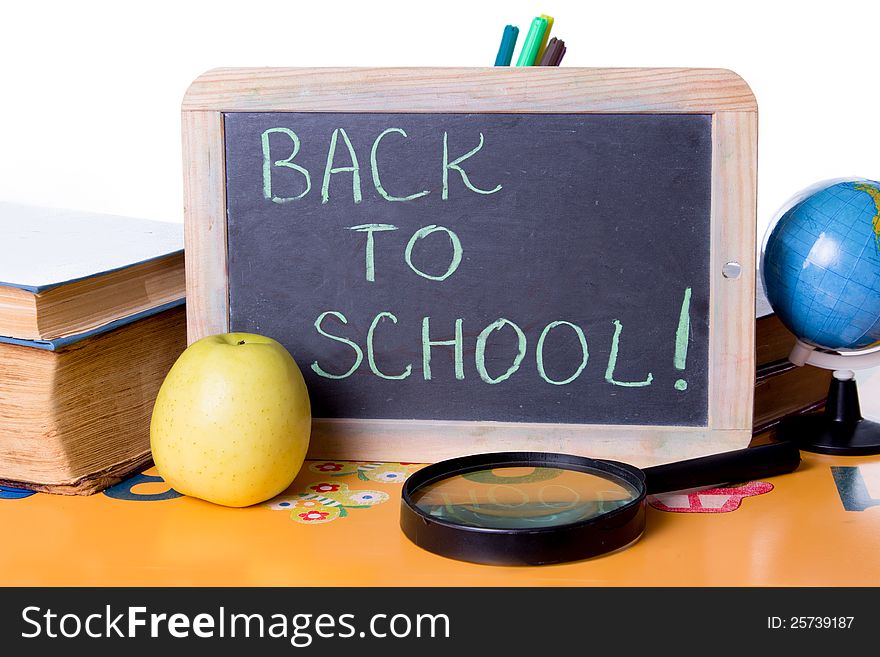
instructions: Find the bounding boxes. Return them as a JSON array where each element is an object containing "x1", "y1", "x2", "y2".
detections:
[{"x1": 224, "y1": 112, "x2": 712, "y2": 426}]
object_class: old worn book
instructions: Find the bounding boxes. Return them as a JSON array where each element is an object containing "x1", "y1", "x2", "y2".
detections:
[
  {"x1": 753, "y1": 283, "x2": 831, "y2": 433},
  {"x1": 0, "y1": 305, "x2": 186, "y2": 494},
  {"x1": 0, "y1": 203, "x2": 184, "y2": 342},
  {"x1": 0, "y1": 206, "x2": 186, "y2": 494},
  {"x1": 756, "y1": 285, "x2": 801, "y2": 370},
  {"x1": 753, "y1": 361, "x2": 832, "y2": 434}
]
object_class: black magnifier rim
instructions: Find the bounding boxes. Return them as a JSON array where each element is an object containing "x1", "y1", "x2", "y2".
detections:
[{"x1": 400, "y1": 452, "x2": 648, "y2": 566}]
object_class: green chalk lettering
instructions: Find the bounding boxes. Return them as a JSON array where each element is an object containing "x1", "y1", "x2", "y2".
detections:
[
  {"x1": 261, "y1": 128, "x2": 311, "y2": 203},
  {"x1": 536, "y1": 321, "x2": 589, "y2": 385},
  {"x1": 370, "y1": 128, "x2": 430, "y2": 202},
  {"x1": 605, "y1": 319, "x2": 653, "y2": 387},
  {"x1": 366, "y1": 312, "x2": 412, "y2": 380},
  {"x1": 442, "y1": 132, "x2": 502, "y2": 200},
  {"x1": 404, "y1": 225, "x2": 463, "y2": 281},
  {"x1": 421, "y1": 317, "x2": 464, "y2": 380},
  {"x1": 347, "y1": 223, "x2": 398, "y2": 282},
  {"x1": 321, "y1": 128, "x2": 362, "y2": 204},
  {"x1": 311, "y1": 311, "x2": 363, "y2": 379},
  {"x1": 673, "y1": 287, "x2": 692, "y2": 391},
  {"x1": 475, "y1": 318, "x2": 527, "y2": 384}
]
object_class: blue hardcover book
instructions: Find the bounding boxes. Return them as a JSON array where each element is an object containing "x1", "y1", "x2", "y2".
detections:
[
  {"x1": 0, "y1": 203, "x2": 184, "y2": 349},
  {"x1": 0, "y1": 204, "x2": 187, "y2": 493}
]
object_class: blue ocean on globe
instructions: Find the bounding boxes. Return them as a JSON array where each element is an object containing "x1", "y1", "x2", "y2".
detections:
[{"x1": 762, "y1": 180, "x2": 880, "y2": 351}]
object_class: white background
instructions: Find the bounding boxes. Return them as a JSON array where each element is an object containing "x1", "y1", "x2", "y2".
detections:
[{"x1": 2, "y1": 0, "x2": 878, "y2": 412}]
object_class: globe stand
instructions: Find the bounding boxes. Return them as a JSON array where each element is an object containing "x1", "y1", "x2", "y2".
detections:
[{"x1": 775, "y1": 341, "x2": 880, "y2": 456}]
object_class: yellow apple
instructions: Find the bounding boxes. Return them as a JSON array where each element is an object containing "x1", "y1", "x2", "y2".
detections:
[{"x1": 150, "y1": 333, "x2": 311, "y2": 507}]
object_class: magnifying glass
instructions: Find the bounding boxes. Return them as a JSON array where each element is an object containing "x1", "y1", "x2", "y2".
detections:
[{"x1": 400, "y1": 442, "x2": 800, "y2": 565}]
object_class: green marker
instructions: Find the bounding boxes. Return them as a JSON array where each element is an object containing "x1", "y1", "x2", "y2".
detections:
[{"x1": 516, "y1": 17, "x2": 548, "y2": 66}]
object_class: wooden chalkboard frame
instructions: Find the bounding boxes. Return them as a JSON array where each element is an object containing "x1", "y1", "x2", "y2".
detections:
[{"x1": 182, "y1": 67, "x2": 757, "y2": 467}]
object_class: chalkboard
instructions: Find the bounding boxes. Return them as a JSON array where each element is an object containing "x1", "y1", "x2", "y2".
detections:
[
  {"x1": 225, "y1": 112, "x2": 711, "y2": 425},
  {"x1": 182, "y1": 67, "x2": 758, "y2": 464}
]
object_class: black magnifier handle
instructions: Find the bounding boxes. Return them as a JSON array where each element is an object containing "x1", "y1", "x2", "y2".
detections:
[{"x1": 642, "y1": 441, "x2": 801, "y2": 495}]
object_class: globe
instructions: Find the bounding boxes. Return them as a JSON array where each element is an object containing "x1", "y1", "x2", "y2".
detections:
[
  {"x1": 762, "y1": 179, "x2": 880, "y2": 351},
  {"x1": 763, "y1": 179, "x2": 880, "y2": 455}
]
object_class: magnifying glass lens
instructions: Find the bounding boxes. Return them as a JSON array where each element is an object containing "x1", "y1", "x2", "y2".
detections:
[{"x1": 410, "y1": 465, "x2": 641, "y2": 530}]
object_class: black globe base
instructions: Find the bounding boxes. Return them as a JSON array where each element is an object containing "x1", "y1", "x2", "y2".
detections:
[
  {"x1": 775, "y1": 377, "x2": 880, "y2": 456},
  {"x1": 777, "y1": 414, "x2": 880, "y2": 456}
]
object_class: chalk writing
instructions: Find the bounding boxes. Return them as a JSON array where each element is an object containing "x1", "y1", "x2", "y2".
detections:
[
  {"x1": 226, "y1": 111, "x2": 714, "y2": 423},
  {"x1": 322, "y1": 128, "x2": 362, "y2": 204},
  {"x1": 371, "y1": 128, "x2": 431, "y2": 202}
]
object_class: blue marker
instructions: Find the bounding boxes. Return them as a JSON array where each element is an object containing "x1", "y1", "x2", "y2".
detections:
[{"x1": 494, "y1": 25, "x2": 519, "y2": 66}]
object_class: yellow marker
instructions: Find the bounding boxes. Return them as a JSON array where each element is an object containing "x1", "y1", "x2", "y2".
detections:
[{"x1": 535, "y1": 14, "x2": 555, "y2": 64}]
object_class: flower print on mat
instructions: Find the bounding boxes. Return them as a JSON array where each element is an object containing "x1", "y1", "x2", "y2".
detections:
[
  {"x1": 307, "y1": 461, "x2": 421, "y2": 483},
  {"x1": 264, "y1": 482, "x2": 389, "y2": 524},
  {"x1": 296, "y1": 509, "x2": 336, "y2": 523}
]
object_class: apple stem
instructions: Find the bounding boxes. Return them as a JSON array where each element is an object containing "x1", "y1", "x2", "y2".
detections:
[{"x1": 237, "y1": 340, "x2": 246, "y2": 345}]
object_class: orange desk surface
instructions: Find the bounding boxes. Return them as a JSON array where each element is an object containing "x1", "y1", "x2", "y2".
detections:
[{"x1": 2, "y1": 451, "x2": 879, "y2": 587}]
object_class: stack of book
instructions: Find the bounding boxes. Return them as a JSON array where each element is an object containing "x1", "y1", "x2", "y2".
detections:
[
  {"x1": 0, "y1": 204, "x2": 186, "y2": 494},
  {"x1": 754, "y1": 285, "x2": 832, "y2": 434}
]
